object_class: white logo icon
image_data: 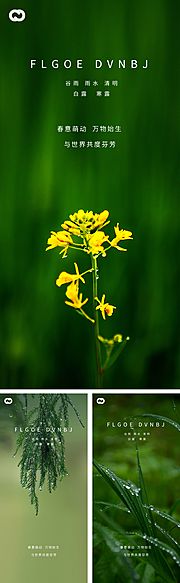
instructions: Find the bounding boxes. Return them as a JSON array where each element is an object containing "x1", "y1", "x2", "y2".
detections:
[
  {"x1": 4, "y1": 397, "x2": 13, "y2": 405},
  {"x1": 96, "y1": 398, "x2": 105, "y2": 405},
  {"x1": 9, "y1": 9, "x2": 26, "y2": 22}
]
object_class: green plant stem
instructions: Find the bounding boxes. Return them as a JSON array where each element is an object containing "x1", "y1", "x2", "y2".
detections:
[{"x1": 91, "y1": 256, "x2": 102, "y2": 388}]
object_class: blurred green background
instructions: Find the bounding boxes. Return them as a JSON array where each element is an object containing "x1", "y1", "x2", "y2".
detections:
[
  {"x1": 0, "y1": 393, "x2": 87, "y2": 583},
  {"x1": 0, "y1": 1, "x2": 179, "y2": 388},
  {"x1": 93, "y1": 394, "x2": 180, "y2": 512}
]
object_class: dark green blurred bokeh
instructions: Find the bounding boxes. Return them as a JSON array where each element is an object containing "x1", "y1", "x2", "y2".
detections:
[{"x1": 0, "y1": 1, "x2": 179, "y2": 388}]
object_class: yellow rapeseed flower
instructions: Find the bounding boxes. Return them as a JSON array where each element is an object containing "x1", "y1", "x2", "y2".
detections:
[
  {"x1": 46, "y1": 230, "x2": 73, "y2": 251},
  {"x1": 88, "y1": 231, "x2": 109, "y2": 255},
  {"x1": 62, "y1": 209, "x2": 109, "y2": 235},
  {"x1": 65, "y1": 281, "x2": 88, "y2": 310},
  {"x1": 56, "y1": 263, "x2": 85, "y2": 287},
  {"x1": 95, "y1": 294, "x2": 116, "y2": 320},
  {"x1": 110, "y1": 224, "x2": 133, "y2": 251}
]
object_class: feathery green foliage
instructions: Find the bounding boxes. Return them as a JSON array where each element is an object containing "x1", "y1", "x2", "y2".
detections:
[{"x1": 14, "y1": 394, "x2": 84, "y2": 515}]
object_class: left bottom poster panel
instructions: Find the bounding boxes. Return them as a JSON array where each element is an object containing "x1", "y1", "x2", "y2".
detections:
[{"x1": 0, "y1": 393, "x2": 87, "y2": 583}]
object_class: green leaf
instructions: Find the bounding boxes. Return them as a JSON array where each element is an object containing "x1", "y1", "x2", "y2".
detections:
[{"x1": 94, "y1": 460, "x2": 179, "y2": 582}]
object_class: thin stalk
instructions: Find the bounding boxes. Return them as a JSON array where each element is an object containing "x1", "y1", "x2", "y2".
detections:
[
  {"x1": 101, "y1": 345, "x2": 113, "y2": 373},
  {"x1": 80, "y1": 309, "x2": 95, "y2": 324},
  {"x1": 91, "y1": 256, "x2": 102, "y2": 388}
]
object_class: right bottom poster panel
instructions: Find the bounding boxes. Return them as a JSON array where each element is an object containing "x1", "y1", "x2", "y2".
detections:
[{"x1": 93, "y1": 394, "x2": 180, "y2": 583}]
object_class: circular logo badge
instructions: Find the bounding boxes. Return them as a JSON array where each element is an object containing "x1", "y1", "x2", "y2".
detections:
[
  {"x1": 4, "y1": 397, "x2": 13, "y2": 405},
  {"x1": 96, "y1": 398, "x2": 105, "y2": 405},
  {"x1": 9, "y1": 9, "x2": 26, "y2": 22}
]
